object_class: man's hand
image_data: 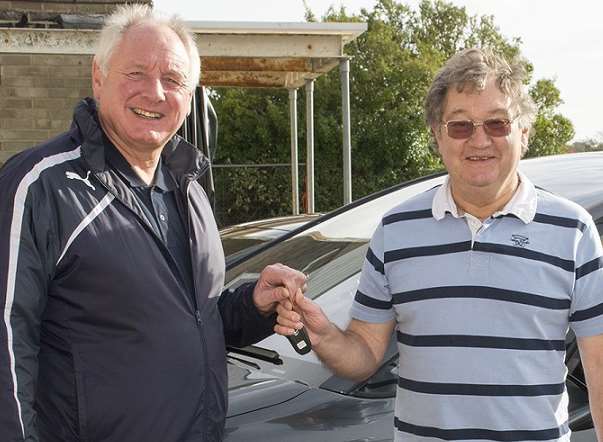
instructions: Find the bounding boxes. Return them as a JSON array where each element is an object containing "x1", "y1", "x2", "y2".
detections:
[
  {"x1": 274, "y1": 288, "x2": 333, "y2": 346},
  {"x1": 275, "y1": 288, "x2": 395, "y2": 381},
  {"x1": 252, "y1": 263, "x2": 307, "y2": 316}
]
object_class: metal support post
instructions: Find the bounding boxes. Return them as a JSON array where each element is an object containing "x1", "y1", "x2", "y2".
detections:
[
  {"x1": 340, "y1": 58, "x2": 352, "y2": 205},
  {"x1": 289, "y1": 88, "x2": 300, "y2": 215},
  {"x1": 305, "y1": 79, "x2": 315, "y2": 213}
]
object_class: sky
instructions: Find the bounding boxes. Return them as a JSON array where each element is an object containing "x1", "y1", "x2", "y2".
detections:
[{"x1": 153, "y1": 0, "x2": 603, "y2": 142}]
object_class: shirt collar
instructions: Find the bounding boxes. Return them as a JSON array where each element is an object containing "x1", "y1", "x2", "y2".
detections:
[
  {"x1": 105, "y1": 143, "x2": 177, "y2": 192},
  {"x1": 432, "y1": 171, "x2": 537, "y2": 224}
]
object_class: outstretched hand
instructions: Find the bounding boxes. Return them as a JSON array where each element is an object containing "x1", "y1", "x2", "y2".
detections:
[
  {"x1": 274, "y1": 288, "x2": 333, "y2": 347},
  {"x1": 252, "y1": 263, "x2": 307, "y2": 316}
]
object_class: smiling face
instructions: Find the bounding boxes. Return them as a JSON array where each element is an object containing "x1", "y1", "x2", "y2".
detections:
[
  {"x1": 433, "y1": 77, "x2": 529, "y2": 206},
  {"x1": 92, "y1": 22, "x2": 193, "y2": 157}
]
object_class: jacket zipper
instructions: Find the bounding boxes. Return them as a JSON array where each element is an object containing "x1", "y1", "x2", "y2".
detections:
[{"x1": 92, "y1": 172, "x2": 193, "y2": 301}]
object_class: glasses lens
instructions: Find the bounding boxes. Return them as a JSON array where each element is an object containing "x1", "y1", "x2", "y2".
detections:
[
  {"x1": 483, "y1": 119, "x2": 511, "y2": 137},
  {"x1": 446, "y1": 121, "x2": 474, "y2": 139}
]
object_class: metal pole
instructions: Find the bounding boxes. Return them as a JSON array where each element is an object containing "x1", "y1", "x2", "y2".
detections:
[
  {"x1": 305, "y1": 79, "x2": 315, "y2": 213},
  {"x1": 340, "y1": 58, "x2": 352, "y2": 205},
  {"x1": 289, "y1": 88, "x2": 300, "y2": 215}
]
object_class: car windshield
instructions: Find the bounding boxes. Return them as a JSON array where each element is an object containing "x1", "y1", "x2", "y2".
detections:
[{"x1": 225, "y1": 175, "x2": 446, "y2": 294}]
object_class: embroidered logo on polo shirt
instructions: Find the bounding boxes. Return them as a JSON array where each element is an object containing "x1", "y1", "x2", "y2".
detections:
[
  {"x1": 511, "y1": 234, "x2": 529, "y2": 247},
  {"x1": 66, "y1": 171, "x2": 96, "y2": 191}
]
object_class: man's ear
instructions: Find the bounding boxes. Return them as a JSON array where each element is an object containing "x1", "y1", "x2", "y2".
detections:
[{"x1": 91, "y1": 58, "x2": 104, "y2": 101}]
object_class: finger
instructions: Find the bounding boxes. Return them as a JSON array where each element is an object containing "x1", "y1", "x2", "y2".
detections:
[
  {"x1": 274, "y1": 324, "x2": 297, "y2": 336},
  {"x1": 276, "y1": 313, "x2": 302, "y2": 330},
  {"x1": 277, "y1": 299, "x2": 293, "y2": 311},
  {"x1": 270, "y1": 265, "x2": 307, "y2": 292},
  {"x1": 266, "y1": 286, "x2": 290, "y2": 303},
  {"x1": 294, "y1": 288, "x2": 306, "y2": 305},
  {"x1": 276, "y1": 303, "x2": 298, "y2": 319}
]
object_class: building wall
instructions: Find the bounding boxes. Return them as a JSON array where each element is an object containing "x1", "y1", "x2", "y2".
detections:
[
  {"x1": 0, "y1": 53, "x2": 93, "y2": 164},
  {"x1": 0, "y1": 0, "x2": 139, "y2": 18},
  {"x1": 0, "y1": 0, "x2": 151, "y2": 165}
]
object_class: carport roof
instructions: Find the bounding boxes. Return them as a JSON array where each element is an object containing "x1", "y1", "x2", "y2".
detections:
[
  {"x1": 191, "y1": 21, "x2": 366, "y2": 88},
  {"x1": 0, "y1": 21, "x2": 367, "y2": 88}
]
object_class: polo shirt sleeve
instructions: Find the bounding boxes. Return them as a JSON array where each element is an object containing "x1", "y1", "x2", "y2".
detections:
[
  {"x1": 570, "y1": 219, "x2": 603, "y2": 337},
  {"x1": 350, "y1": 220, "x2": 395, "y2": 323}
]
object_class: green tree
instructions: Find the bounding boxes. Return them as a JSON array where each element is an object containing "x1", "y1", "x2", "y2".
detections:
[
  {"x1": 526, "y1": 79, "x2": 574, "y2": 157},
  {"x1": 211, "y1": 0, "x2": 574, "y2": 226}
]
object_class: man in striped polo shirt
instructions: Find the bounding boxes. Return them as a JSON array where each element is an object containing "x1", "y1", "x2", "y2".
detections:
[{"x1": 277, "y1": 48, "x2": 603, "y2": 441}]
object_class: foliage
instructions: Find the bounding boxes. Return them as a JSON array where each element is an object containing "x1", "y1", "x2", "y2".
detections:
[
  {"x1": 571, "y1": 138, "x2": 603, "y2": 153},
  {"x1": 211, "y1": 0, "x2": 574, "y2": 226},
  {"x1": 526, "y1": 79, "x2": 574, "y2": 157}
]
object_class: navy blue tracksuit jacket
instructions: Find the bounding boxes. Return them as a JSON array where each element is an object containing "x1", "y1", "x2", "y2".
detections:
[{"x1": 0, "y1": 99, "x2": 275, "y2": 441}]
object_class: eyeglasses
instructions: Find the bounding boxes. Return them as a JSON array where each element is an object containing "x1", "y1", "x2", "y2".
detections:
[{"x1": 441, "y1": 115, "x2": 519, "y2": 139}]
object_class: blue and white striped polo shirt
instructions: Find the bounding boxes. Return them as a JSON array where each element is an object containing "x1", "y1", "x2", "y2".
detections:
[{"x1": 351, "y1": 173, "x2": 603, "y2": 442}]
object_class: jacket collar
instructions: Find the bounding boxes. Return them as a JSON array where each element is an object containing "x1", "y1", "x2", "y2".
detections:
[{"x1": 72, "y1": 98, "x2": 209, "y2": 183}]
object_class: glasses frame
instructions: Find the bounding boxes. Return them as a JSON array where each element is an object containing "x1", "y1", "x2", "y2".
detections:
[{"x1": 441, "y1": 114, "x2": 520, "y2": 139}]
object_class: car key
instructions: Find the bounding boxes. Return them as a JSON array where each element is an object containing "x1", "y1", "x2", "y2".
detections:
[{"x1": 287, "y1": 326, "x2": 312, "y2": 355}]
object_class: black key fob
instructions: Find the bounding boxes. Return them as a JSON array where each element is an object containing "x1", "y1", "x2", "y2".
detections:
[{"x1": 287, "y1": 326, "x2": 312, "y2": 355}]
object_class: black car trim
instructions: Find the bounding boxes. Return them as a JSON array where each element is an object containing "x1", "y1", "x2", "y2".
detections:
[
  {"x1": 355, "y1": 290, "x2": 392, "y2": 310},
  {"x1": 397, "y1": 331, "x2": 565, "y2": 351},
  {"x1": 533, "y1": 213, "x2": 587, "y2": 232},
  {"x1": 391, "y1": 286, "x2": 571, "y2": 310},
  {"x1": 576, "y1": 256, "x2": 603, "y2": 280},
  {"x1": 382, "y1": 209, "x2": 433, "y2": 225},
  {"x1": 397, "y1": 376, "x2": 565, "y2": 397},
  {"x1": 570, "y1": 302, "x2": 603, "y2": 322},
  {"x1": 384, "y1": 241, "x2": 471, "y2": 263},
  {"x1": 394, "y1": 417, "x2": 569, "y2": 441},
  {"x1": 473, "y1": 242, "x2": 575, "y2": 272}
]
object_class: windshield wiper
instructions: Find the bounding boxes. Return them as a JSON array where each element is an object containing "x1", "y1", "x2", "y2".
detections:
[{"x1": 227, "y1": 345, "x2": 283, "y2": 365}]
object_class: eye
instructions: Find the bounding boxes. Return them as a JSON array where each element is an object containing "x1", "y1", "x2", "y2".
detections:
[
  {"x1": 125, "y1": 71, "x2": 143, "y2": 80},
  {"x1": 162, "y1": 76, "x2": 186, "y2": 90},
  {"x1": 484, "y1": 119, "x2": 509, "y2": 130},
  {"x1": 448, "y1": 120, "x2": 473, "y2": 130}
]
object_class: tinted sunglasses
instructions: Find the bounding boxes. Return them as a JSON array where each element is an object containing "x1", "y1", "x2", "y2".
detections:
[{"x1": 441, "y1": 115, "x2": 519, "y2": 139}]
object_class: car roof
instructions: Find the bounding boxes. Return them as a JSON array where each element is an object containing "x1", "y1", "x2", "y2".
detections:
[{"x1": 519, "y1": 152, "x2": 603, "y2": 217}]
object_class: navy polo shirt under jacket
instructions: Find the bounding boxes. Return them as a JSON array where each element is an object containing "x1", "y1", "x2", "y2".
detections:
[{"x1": 105, "y1": 143, "x2": 195, "y2": 297}]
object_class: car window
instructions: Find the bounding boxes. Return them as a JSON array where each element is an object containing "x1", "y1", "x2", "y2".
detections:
[{"x1": 226, "y1": 234, "x2": 369, "y2": 302}]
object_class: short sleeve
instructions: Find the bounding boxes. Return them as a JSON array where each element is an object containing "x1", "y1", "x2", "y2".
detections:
[
  {"x1": 570, "y1": 219, "x2": 603, "y2": 337},
  {"x1": 350, "y1": 220, "x2": 395, "y2": 323}
]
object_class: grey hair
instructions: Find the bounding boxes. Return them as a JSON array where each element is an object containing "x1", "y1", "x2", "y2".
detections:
[
  {"x1": 424, "y1": 47, "x2": 536, "y2": 153},
  {"x1": 95, "y1": 4, "x2": 200, "y2": 91}
]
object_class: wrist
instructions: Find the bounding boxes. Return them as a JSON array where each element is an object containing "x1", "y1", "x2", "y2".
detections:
[{"x1": 312, "y1": 321, "x2": 338, "y2": 350}]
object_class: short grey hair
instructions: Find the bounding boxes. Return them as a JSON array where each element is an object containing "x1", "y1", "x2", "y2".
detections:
[
  {"x1": 95, "y1": 4, "x2": 200, "y2": 91},
  {"x1": 425, "y1": 47, "x2": 536, "y2": 153}
]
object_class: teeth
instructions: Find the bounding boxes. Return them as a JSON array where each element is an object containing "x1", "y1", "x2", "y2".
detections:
[
  {"x1": 468, "y1": 156, "x2": 491, "y2": 160},
  {"x1": 132, "y1": 108, "x2": 162, "y2": 119}
]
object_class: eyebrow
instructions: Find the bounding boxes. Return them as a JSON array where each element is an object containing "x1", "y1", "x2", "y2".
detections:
[
  {"x1": 124, "y1": 63, "x2": 187, "y2": 78},
  {"x1": 445, "y1": 108, "x2": 511, "y2": 119}
]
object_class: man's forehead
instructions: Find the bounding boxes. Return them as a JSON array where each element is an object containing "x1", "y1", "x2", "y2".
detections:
[
  {"x1": 113, "y1": 23, "x2": 190, "y2": 67},
  {"x1": 443, "y1": 84, "x2": 513, "y2": 117}
]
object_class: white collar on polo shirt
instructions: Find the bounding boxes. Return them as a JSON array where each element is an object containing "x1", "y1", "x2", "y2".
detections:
[{"x1": 432, "y1": 171, "x2": 537, "y2": 224}]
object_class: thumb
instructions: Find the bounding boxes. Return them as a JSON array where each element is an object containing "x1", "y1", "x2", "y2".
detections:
[
  {"x1": 266, "y1": 285, "x2": 290, "y2": 304},
  {"x1": 294, "y1": 288, "x2": 315, "y2": 312}
]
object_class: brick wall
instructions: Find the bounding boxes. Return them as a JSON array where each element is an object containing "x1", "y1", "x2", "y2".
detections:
[
  {"x1": 0, "y1": 0, "x2": 152, "y2": 165},
  {"x1": 0, "y1": 53, "x2": 93, "y2": 164},
  {"x1": 0, "y1": 0, "x2": 151, "y2": 17}
]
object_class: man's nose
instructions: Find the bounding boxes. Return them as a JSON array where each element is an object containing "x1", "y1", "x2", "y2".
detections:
[
  {"x1": 142, "y1": 77, "x2": 166, "y2": 102},
  {"x1": 469, "y1": 123, "x2": 492, "y2": 147}
]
